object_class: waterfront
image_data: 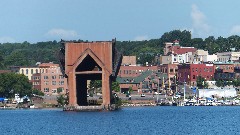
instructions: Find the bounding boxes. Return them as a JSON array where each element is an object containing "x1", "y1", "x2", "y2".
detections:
[{"x1": 0, "y1": 106, "x2": 240, "y2": 135}]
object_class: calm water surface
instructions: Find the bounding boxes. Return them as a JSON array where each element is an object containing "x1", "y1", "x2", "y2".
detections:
[{"x1": 0, "y1": 106, "x2": 240, "y2": 135}]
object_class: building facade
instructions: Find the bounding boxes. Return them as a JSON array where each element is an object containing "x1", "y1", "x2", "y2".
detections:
[
  {"x1": 32, "y1": 63, "x2": 67, "y2": 95},
  {"x1": 10, "y1": 66, "x2": 40, "y2": 81},
  {"x1": 178, "y1": 64, "x2": 215, "y2": 86}
]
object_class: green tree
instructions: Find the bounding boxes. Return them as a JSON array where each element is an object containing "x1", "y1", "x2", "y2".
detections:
[
  {"x1": 128, "y1": 86, "x2": 133, "y2": 94},
  {"x1": 233, "y1": 78, "x2": 240, "y2": 87},
  {"x1": 196, "y1": 76, "x2": 208, "y2": 89},
  {"x1": 215, "y1": 79, "x2": 224, "y2": 87},
  {"x1": 112, "y1": 81, "x2": 120, "y2": 92},
  {"x1": 32, "y1": 89, "x2": 44, "y2": 96},
  {"x1": 57, "y1": 95, "x2": 66, "y2": 107},
  {"x1": 89, "y1": 80, "x2": 102, "y2": 89},
  {"x1": 57, "y1": 88, "x2": 63, "y2": 94},
  {"x1": 0, "y1": 73, "x2": 32, "y2": 98}
]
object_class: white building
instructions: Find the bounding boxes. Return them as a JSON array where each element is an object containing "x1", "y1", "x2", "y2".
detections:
[
  {"x1": 188, "y1": 49, "x2": 217, "y2": 63},
  {"x1": 217, "y1": 52, "x2": 240, "y2": 62},
  {"x1": 198, "y1": 88, "x2": 237, "y2": 98}
]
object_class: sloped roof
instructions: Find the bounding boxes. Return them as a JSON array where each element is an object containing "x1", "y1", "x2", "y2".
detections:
[
  {"x1": 117, "y1": 70, "x2": 153, "y2": 84},
  {"x1": 117, "y1": 71, "x2": 168, "y2": 84},
  {"x1": 172, "y1": 46, "x2": 197, "y2": 55}
]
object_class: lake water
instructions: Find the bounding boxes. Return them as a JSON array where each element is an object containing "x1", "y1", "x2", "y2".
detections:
[{"x1": 0, "y1": 106, "x2": 240, "y2": 135}]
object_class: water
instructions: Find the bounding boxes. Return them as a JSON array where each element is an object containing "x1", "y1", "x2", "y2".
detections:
[{"x1": 0, "y1": 106, "x2": 240, "y2": 135}]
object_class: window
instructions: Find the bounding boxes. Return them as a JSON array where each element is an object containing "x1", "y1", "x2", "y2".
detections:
[
  {"x1": 33, "y1": 76, "x2": 40, "y2": 80},
  {"x1": 52, "y1": 75, "x2": 56, "y2": 79},
  {"x1": 36, "y1": 69, "x2": 38, "y2": 73},
  {"x1": 44, "y1": 76, "x2": 48, "y2": 79},
  {"x1": 52, "y1": 89, "x2": 57, "y2": 93},
  {"x1": 170, "y1": 69, "x2": 174, "y2": 72},
  {"x1": 59, "y1": 81, "x2": 64, "y2": 85},
  {"x1": 44, "y1": 81, "x2": 49, "y2": 85},
  {"x1": 59, "y1": 75, "x2": 64, "y2": 79},
  {"x1": 44, "y1": 88, "x2": 49, "y2": 92},
  {"x1": 210, "y1": 68, "x2": 212, "y2": 72},
  {"x1": 193, "y1": 75, "x2": 196, "y2": 79},
  {"x1": 31, "y1": 69, "x2": 33, "y2": 74},
  {"x1": 192, "y1": 68, "x2": 194, "y2": 72},
  {"x1": 52, "y1": 81, "x2": 56, "y2": 85},
  {"x1": 196, "y1": 68, "x2": 198, "y2": 72},
  {"x1": 26, "y1": 69, "x2": 28, "y2": 74},
  {"x1": 58, "y1": 88, "x2": 64, "y2": 93},
  {"x1": 42, "y1": 69, "x2": 44, "y2": 73},
  {"x1": 21, "y1": 69, "x2": 24, "y2": 74}
]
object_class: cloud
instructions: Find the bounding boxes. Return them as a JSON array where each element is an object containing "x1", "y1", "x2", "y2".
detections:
[
  {"x1": 45, "y1": 28, "x2": 80, "y2": 40},
  {"x1": 133, "y1": 35, "x2": 149, "y2": 41},
  {"x1": 0, "y1": 36, "x2": 15, "y2": 43},
  {"x1": 191, "y1": 4, "x2": 210, "y2": 37},
  {"x1": 230, "y1": 25, "x2": 240, "y2": 35}
]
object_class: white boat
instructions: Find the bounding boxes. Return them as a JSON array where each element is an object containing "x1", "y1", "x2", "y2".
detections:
[{"x1": 29, "y1": 104, "x2": 35, "y2": 109}]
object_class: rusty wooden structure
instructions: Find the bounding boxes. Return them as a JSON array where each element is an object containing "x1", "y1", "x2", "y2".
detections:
[{"x1": 59, "y1": 39, "x2": 121, "y2": 110}]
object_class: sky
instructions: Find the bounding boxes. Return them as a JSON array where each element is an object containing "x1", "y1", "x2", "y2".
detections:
[{"x1": 1, "y1": 0, "x2": 240, "y2": 43}]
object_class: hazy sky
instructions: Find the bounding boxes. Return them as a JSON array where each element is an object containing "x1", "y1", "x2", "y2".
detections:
[{"x1": 1, "y1": 0, "x2": 240, "y2": 43}]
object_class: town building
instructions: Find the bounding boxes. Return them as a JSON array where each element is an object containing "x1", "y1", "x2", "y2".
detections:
[
  {"x1": 213, "y1": 62, "x2": 235, "y2": 81},
  {"x1": 32, "y1": 63, "x2": 67, "y2": 95},
  {"x1": 178, "y1": 63, "x2": 215, "y2": 86},
  {"x1": 121, "y1": 56, "x2": 136, "y2": 66},
  {"x1": 164, "y1": 40, "x2": 197, "y2": 55},
  {"x1": 158, "y1": 64, "x2": 178, "y2": 79},
  {"x1": 188, "y1": 50, "x2": 217, "y2": 63},
  {"x1": 217, "y1": 52, "x2": 240, "y2": 62},
  {"x1": 10, "y1": 66, "x2": 39, "y2": 80},
  {"x1": 160, "y1": 40, "x2": 197, "y2": 64},
  {"x1": 118, "y1": 65, "x2": 158, "y2": 78}
]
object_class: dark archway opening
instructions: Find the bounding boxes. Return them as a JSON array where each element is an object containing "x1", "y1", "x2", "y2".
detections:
[{"x1": 75, "y1": 55, "x2": 102, "y2": 106}]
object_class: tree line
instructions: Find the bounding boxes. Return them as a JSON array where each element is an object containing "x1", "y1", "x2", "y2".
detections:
[{"x1": 1, "y1": 30, "x2": 240, "y2": 69}]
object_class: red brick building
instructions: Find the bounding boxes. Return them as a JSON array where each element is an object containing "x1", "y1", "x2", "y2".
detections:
[
  {"x1": 32, "y1": 63, "x2": 67, "y2": 95},
  {"x1": 118, "y1": 65, "x2": 158, "y2": 78},
  {"x1": 164, "y1": 40, "x2": 197, "y2": 55},
  {"x1": 178, "y1": 64, "x2": 214, "y2": 86},
  {"x1": 158, "y1": 64, "x2": 178, "y2": 79},
  {"x1": 214, "y1": 63, "x2": 234, "y2": 73}
]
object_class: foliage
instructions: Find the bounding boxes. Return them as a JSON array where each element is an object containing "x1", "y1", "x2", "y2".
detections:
[
  {"x1": 57, "y1": 88, "x2": 63, "y2": 94},
  {"x1": 0, "y1": 73, "x2": 32, "y2": 98},
  {"x1": 32, "y1": 89, "x2": 44, "y2": 96},
  {"x1": 111, "y1": 81, "x2": 120, "y2": 92},
  {"x1": 57, "y1": 94, "x2": 66, "y2": 107},
  {"x1": 128, "y1": 86, "x2": 133, "y2": 94},
  {"x1": 0, "y1": 41, "x2": 60, "y2": 69},
  {"x1": 215, "y1": 79, "x2": 224, "y2": 87},
  {"x1": 1, "y1": 30, "x2": 240, "y2": 68},
  {"x1": 233, "y1": 78, "x2": 240, "y2": 87},
  {"x1": 89, "y1": 80, "x2": 102, "y2": 89},
  {"x1": 196, "y1": 76, "x2": 208, "y2": 89}
]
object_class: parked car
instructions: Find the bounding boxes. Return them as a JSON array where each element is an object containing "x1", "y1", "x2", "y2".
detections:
[{"x1": 141, "y1": 94, "x2": 145, "y2": 97}]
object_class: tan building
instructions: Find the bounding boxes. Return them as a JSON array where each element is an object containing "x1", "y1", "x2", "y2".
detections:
[
  {"x1": 217, "y1": 52, "x2": 240, "y2": 62},
  {"x1": 32, "y1": 63, "x2": 67, "y2": 95},
  {"x1": 121, "y1": 56, "x2": 136, "y2": 66},
  {"x1": 10, "y1": 66, "x2": 40, "y2": 81}
]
